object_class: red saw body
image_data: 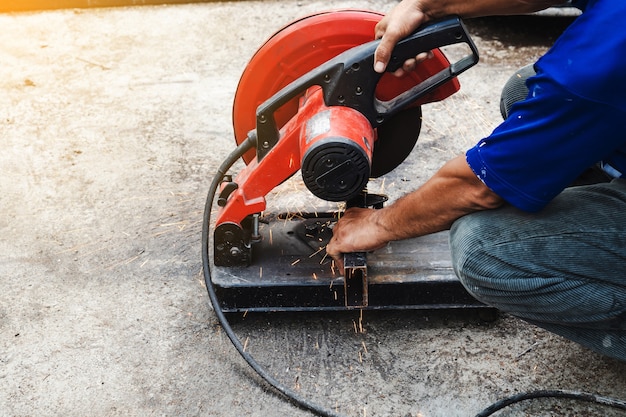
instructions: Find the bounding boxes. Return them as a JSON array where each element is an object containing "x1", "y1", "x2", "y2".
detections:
[
  {"x1": 214, "y1": 11, "x2": 478, "y2": 264},
  {"x1": 232, "y1": 10, "x2": 460, "y2": 165},
  {"x1": 208, "y1": 10, "x2": 483, "y2": 311}
]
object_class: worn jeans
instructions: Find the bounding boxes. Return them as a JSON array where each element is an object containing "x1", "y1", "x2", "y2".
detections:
[{"x1": 450, "y1": 179, "x2": 626, "y2": 361}]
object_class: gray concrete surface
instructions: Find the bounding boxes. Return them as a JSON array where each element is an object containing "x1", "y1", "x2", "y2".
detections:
[{"x1": 1, "y1": 1, "x2": 625, "y2": 416}]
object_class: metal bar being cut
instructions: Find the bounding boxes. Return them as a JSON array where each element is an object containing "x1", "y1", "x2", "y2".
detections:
[{"x1": 343, "y1": 252, "x2": 368, "y2": 308}]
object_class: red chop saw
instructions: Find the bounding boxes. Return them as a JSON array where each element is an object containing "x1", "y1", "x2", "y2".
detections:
[{"x1": 206, "y1": 10, "x2": 488, "y2": 312}]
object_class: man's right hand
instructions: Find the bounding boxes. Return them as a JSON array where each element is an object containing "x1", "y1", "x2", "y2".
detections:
[
  {"x1": 373, "y1": 0, "x2": 431, "y2": 76},
  {"x1": 373, "y1": 0, "x2": 558, "y2": 76},
  {"x1": 325, "y1": 207, "x2": 392, "y2": 273}
]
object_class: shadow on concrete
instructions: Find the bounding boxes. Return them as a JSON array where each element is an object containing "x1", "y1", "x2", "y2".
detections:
[{"x1": 465, "y1": 15, "x2": 578, "y2": 47}]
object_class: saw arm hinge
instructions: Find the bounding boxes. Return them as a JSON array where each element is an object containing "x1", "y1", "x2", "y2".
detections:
[
  {"x1": 213, "y1": 215, "x2": 258, "y2": 267},
  {"x1": 214, "y1": 174, "x2": 259, "y2": 267},
  {"x1": 213, "y1": 175, "x2": 252, "y2": 266}
]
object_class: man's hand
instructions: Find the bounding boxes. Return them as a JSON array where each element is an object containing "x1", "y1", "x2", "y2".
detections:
[
  {"x1": 325, "y1": 207, "x2": 392, "y2": 272},
  {"x1": 373, "y1": 0, "x2": 559, "y2": 76},
  {"x1": 373, "y1": 0, "x2": 431, "y2": 76}
]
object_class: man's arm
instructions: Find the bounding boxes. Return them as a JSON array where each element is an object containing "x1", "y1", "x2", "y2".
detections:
[
  {"x1": 374, "y1": 0, "x2": 563, "y2": 74},
  {"x1": 325, "y1": 155, "x2": 503, "y2": 260}
]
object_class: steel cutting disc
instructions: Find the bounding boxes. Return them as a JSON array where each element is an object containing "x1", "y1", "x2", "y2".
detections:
[{"x1": 232, "y1": 10, "x2": 456, "y2": 176}]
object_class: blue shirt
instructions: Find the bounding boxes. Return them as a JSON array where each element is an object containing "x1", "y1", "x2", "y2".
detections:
[{"x1": 465, "y1": 0, "x2": 626, "y2": 212}]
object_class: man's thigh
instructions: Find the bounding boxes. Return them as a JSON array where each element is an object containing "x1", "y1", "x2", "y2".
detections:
[
  {"x1": 449, "y1": 179, "x2": 626, "y2": 325},
  {"x1": 449, "y1": 180, "x2": 626, "y2": 360}
]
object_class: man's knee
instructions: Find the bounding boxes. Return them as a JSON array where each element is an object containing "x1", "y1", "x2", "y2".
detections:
[
  {"x1": 449, "y1": 213, "x2": 493, "y2": 301},
  {"x1": 448, "y1": 209, "x2": 540, "y2": 309}
]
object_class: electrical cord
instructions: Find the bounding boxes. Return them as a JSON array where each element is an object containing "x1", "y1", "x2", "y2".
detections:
[
  {"x1": 202, "y1": 136, "x2": 626, "y2": 417},
  {"x1": 474, "y1": 389, "x2": 626, "y2": 417},
  {"x1": 201, "y1": 133, "x2": 345, "y2": 417}
]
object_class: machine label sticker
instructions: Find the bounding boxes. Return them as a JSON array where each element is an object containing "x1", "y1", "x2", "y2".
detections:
[{"x1": 305, "y1": 110, "x2": 331, "y2": 144}]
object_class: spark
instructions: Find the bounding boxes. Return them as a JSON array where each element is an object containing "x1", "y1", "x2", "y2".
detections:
[
  {"x1": 358, "y1": 309, "x2": 364, "y2": 333},
  {"x1": 309, "y1": 246, "x2": 325, "y2": 258},
  {"x1": 243, "y1": 337, "x2": 249, "y2": 352},
  {"x1": 320, "y1": 251, "x2": 329, "y2": 265}
]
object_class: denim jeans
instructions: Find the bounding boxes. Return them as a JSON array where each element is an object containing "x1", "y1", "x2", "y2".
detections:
[{"x1": 450, "y1": 179, "x2": 626, "y2": 361}]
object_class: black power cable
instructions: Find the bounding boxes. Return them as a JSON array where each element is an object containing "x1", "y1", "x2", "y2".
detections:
[
  {"x1": 475, "y1": 389, "x2": 626, "y2": 417},
  {"x1": 202, "y1": 136, "x2": 626, "y2": 417},
  {"x1": 201, "y1": 134, "x2": 345, "y2": 417}
]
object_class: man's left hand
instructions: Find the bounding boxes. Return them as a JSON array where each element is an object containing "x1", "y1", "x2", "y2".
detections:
[{"x1": 326, "y1": 207, "x2": 391, "y2": 272}]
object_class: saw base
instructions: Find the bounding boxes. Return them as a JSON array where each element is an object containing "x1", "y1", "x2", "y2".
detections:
[{"x1": 212, "y1": 213, "x2": 491, "y2": 313}]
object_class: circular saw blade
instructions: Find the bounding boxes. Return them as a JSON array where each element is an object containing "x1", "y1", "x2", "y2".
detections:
[
  {"x1": 232, "y1": 9, "x2": 429, "y2": 175},
  {"x1": 371, "y1": 106, "x2": 422, "y2": 177}
]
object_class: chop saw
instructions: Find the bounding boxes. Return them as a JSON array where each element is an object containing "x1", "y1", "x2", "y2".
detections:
[{"x1": 204, "y1": 10, "x2": 488, "y2": 312}]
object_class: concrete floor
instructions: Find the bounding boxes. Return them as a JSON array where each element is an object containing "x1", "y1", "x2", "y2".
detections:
[{"x1": 1, "y1": 1, "x2": 625, "y2": 416}]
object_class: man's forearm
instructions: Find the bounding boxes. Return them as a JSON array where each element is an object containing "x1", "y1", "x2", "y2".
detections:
[
  {"x1": 325, "y1": 156, "x2": 503, "y2": 258},
  {"x1": 419, "y1": 0, "x2": 565, "y2": 20},
  {"x1": 372, "y1": 155, "x2": 503, "y2": 241}
]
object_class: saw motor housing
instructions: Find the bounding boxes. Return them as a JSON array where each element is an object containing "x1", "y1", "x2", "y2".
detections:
[
  {"x1": 300, "y1": 88, "x2": 375, "y2": 202},
  {"x1": 213, "y1": 12, "x2": 479, "y2": 270}
]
